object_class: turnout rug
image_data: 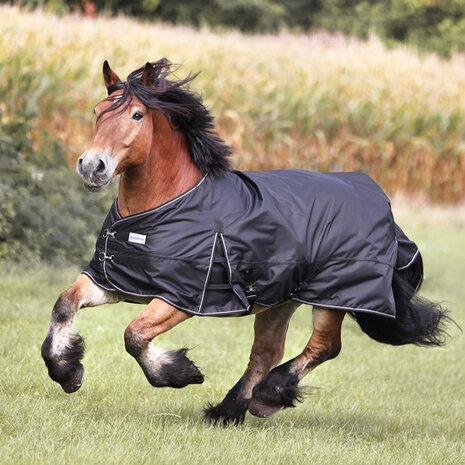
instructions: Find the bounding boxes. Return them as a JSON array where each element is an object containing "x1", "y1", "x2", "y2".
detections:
[{"x1": 83, "y1": 170, "x2": 421, "y2": 317}]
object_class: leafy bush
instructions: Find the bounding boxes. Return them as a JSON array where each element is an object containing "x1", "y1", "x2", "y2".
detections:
[
  {"x1": 0, "y1": 80, "x2": 114, "y2": 265},
  {"x1": 313, "y1": 0, "x2": 465, "y2": 58}
]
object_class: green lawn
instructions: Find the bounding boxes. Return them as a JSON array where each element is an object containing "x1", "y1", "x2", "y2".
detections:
[{"x1": 0, "y1": 219, "x2": 463, "y2": 465}]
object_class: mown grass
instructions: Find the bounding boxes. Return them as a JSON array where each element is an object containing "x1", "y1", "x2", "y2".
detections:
[
  {"x1": 1, "y1": 5, "x2": 465, "y2": 202},
  {"x1": 0, "y1": 210, "x2": 464, "y2": 465}
]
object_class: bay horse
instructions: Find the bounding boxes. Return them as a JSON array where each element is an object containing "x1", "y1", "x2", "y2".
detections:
[{"x1": 41, "y1": 59, "x2": 451, "y2": 425}]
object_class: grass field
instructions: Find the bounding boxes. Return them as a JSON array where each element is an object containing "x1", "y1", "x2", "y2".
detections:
[
  {"x1": 1, "y1": 5, "x2": 465, "y2": 201},
  {"x1": 1, "y1": 5, "x2": 465, "y2": 463},
  {"x1": 0, "y1": 210, "x2": 463, "y2": 465}
]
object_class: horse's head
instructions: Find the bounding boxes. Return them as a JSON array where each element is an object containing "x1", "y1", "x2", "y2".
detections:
[
  {"x1": 77, "y1": 61, "x2": 156, "y2": 191},
  {"x1": 77, "y1": 59, "x2": 231, "y2": 192}
]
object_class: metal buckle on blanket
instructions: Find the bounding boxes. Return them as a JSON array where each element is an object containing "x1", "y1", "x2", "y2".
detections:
[
  {"x1": 98, "y1": 251, "x2": 114, "y2": 262},
  {"x1": 103, "y1": 229, "x2": 116, "y2": 238},
  {"x1": 245, "y1": 282, "x2": 257, "y2": 299},
  {"x1": 245, "y1": 283, "x2": 256, "y2": 294},
  {"x1": 290, "y1": 283, "x2": 302, "y2": 296}
]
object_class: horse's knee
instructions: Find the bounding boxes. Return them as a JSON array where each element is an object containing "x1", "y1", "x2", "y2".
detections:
[
  {"x1": 51, "y1": 290, "x2": 79, "y2": 323},
  {"x1": 124, "y1": 324, "x2": 145, "y2": 358}
]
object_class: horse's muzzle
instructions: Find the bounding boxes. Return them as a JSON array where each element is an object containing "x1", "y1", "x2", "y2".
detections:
[{"x1": 77, "y1": 151, "x2": 113, "y2": 191}]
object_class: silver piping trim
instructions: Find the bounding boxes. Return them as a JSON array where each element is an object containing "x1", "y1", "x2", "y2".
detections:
[
  {"x1": 113, "y1": 199, "x2": 122, "y2": 219},
  {"x1": 254, "y1": 298, "x2": 288, "y2": 308},
  {"x1": 112, "y1": 174, "x2": 207, "y2": 226},
  {"x1": 219, "y1": 233, "x2": 250, "y2": 312},
  {"x1": 102, "y1": 225, "x2": 111, "y2": 285},
  {"x1": 101, "y1": 230, "x2": 249, "y2": 316},
  {"x1": 81, "y1": 271, "x2": 117, "y2": 293},
  {"x1": 290, "y1": 298, "x2": 396, "y2": 319},
  {"x1": 198, "y1": 233, "x2": 218, "y2": 313},
  {"x1": 396, "y1": 248, "x2": 420, "y2": 271},
  {"x1": 90, "y1": 279, "x2": 248, "y2": 316}
]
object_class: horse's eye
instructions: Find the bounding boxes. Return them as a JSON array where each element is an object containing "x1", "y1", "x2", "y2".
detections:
[{"x1": 132, "y1": 112, "x2": 144, "y2": 121}]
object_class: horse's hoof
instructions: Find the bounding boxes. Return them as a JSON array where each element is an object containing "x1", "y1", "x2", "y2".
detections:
[
  {"x1": 248, "y1": 398, "x2": 281, "y2": 418},
  {"x1": 60, "y1": 364, "x2": 84, "y2": 393}
]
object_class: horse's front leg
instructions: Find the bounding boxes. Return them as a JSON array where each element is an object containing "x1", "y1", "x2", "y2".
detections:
[
  {"x1": 41, "y1": 274, "x2": 120, "y2": 393},
  {"x1": 124, "y1": 299, "x2": 204, "y2": 388},
  {"x1": 204, "y1": 301, "x2": 299, "y2": 425}
]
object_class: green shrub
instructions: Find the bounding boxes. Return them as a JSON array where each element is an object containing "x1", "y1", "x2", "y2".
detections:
[{"x1": 0, "y1": 87, "x2": 114, "y2": 265}]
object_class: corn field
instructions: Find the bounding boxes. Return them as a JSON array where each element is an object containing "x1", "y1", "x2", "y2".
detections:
[{"x1": 1, "y1": 5, "x2": 465, "y2": 201}]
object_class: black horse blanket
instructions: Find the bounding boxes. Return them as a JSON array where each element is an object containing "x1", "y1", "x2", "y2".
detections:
[{"x1": 83, "y1": 170, "x2": 421, "y2": 318}]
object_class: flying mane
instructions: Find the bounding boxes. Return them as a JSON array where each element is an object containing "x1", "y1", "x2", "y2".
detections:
[{"x1": 103, "y1": 58, "x2": 232, "y2": 176}]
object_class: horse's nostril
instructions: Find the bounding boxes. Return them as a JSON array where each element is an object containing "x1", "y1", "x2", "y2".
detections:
[{"x1": 96, "y1": 159, "x2": 106, "y2": 173}]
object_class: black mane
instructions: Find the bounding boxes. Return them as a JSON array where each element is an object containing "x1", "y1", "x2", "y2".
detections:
[{"x1": 105, "y1": 58, "x2": 232, "y2": 176}]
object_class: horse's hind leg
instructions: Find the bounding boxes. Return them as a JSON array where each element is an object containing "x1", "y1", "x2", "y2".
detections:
[
  {"x1": 204, "y1": 301, "x2": 299, "y2": 425},
  {"x1": 41, "y1": 274, "x2": 119, "y2": 393},
  {"x1": 249, "y1": 307, "x2": 345, "y2": 418}
]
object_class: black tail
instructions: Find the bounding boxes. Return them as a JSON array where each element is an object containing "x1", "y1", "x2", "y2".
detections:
[{"x1": 350, "y1": 258, "x2": 452, "y2": 347}]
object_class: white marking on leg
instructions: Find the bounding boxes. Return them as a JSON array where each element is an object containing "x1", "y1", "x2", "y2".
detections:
[
  {"x1": 140, "y1": 345, "x2": 173, "y2": 377},
  {"x1": 50, "y1": 316, "x2": 78, "y2": 358},
  {"x1": 48, "y1": 277, "x2": 119, "y2": 359}
]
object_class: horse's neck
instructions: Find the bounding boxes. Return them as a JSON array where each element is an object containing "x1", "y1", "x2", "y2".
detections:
[{"x1": 117, "y1": 120, "x2": 202, "y2": 217}]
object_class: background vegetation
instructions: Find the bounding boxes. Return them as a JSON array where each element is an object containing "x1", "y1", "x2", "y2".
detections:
[
  {"x1": 0, "y1": 5, "x2": 463, "y2": 463},
  {"x1": 0, "y1": 75, "x2": 113, "y2": 263},
  {"x1": 5, "y1": 0, "x2": 465, "y2": 57},
  {"x1": 1, "y1": 4, "x2": 465, "y2": 264},
  {"x1": 0, "y1": 218, "x2": 463, "y2": 464}
]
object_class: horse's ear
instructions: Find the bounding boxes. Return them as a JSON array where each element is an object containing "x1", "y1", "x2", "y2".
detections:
[
  {"x1": 102, "y1": 60, "x2": 121, "y2": 90},
  {"x1": 141, "y1": 62, "x2": 156, "y2": 88}
]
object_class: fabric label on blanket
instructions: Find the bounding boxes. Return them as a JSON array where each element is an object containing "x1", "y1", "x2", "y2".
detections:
[{"x1": 128, "y1": 232, "x2": 147, "y2": 245}]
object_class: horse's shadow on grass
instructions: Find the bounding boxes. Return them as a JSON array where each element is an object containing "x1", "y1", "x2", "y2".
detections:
[
  {"x1": 246, "y1": 406, "x2": 462, "y2": 443},
  {"x1": 41, "y1": 377, "x2": 455, "y2": 442},
  {"x1": 251, "y1": 409, "x2": 405, "y2": 435},
  {"x1": 44, "y1": 389, "x2": 457, "y2": 443},
  {"x1": 171, "y1": 402, "x2": 450, "y2": 441}
]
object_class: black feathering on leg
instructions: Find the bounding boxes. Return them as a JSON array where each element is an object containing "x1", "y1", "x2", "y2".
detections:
[
  {"x1": 148, "y1": 348, "x2": 205, "y2": 388},
  {"x1": 167, "y1": 348, "x2": 205, "y2": 388},
  {"x1": 204, "y1": 376, "x2": 249, "y2": 426},
  {"x1": 204, "y1": 401, "x2": 248, "y2": 426},
  {"x1": 41, "y1": 333, "x2": 85, "y2": 393},
  {"x1": 249, "y1": 361, "x2": 303, "y2": 417}
]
